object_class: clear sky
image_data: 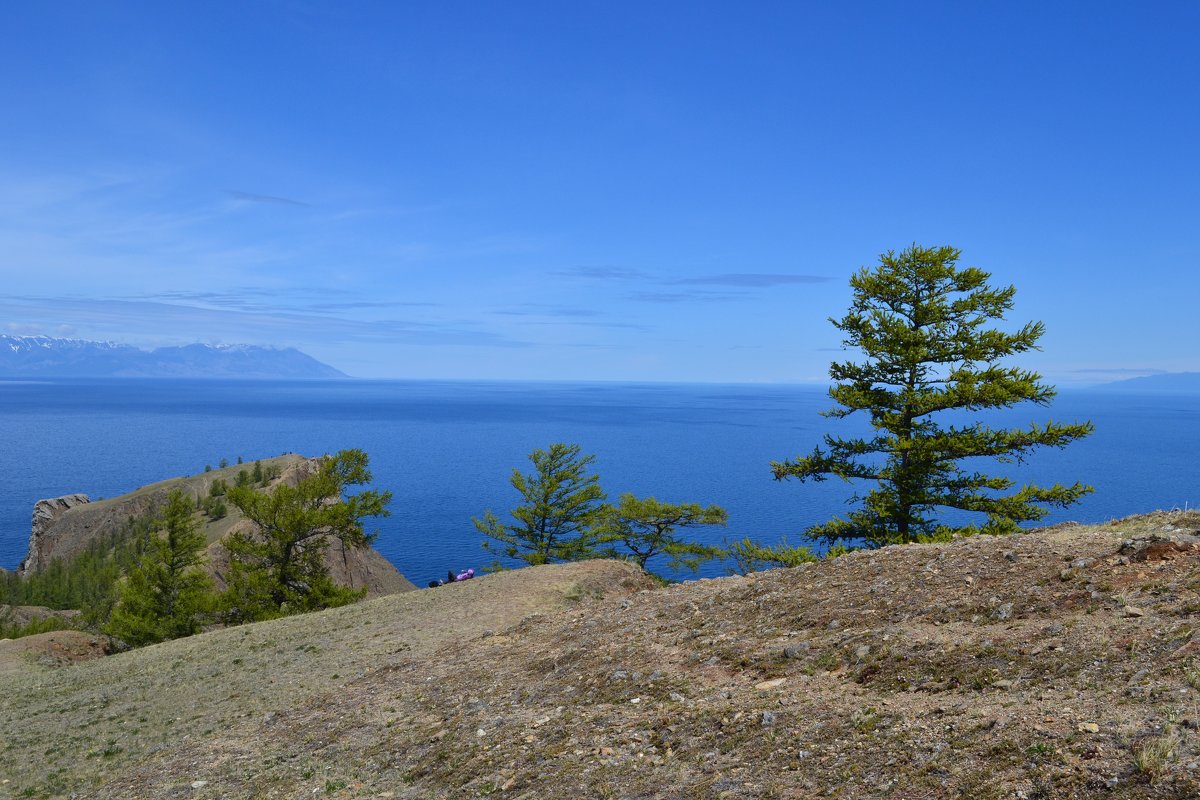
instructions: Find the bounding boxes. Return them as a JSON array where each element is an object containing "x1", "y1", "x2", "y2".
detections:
[{"x1": 2, "y1": 1, "x2": 1197, "y2": 382}]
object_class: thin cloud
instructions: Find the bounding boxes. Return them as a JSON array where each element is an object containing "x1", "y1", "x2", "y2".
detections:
[
  {"x1": 492, "y1": 304, "x2": 604, "y2": 318},
  {"x1": 308, "y1": 300, "x2": 439, "y2": 311},
  {"x1": 518, "y1": 320, "x2": 652, "y2": 331},
  {"x1": 1070, "y1": 367, "x2": 1168, "y2": 375},
  {"x1": 671, "y1": 273, "x2": 833, "y2": 287},
  {"x1": 0, "y1": 296, "x2": 529, "y2": 349},
  {"x1": 553, "y1": 266, "x2": 649, "y2": 281},
  {"x1": 226, "y1": 190, "x2": 311, "y2": 207},
  {"x1": 626, "y1": 290, "x2": 745, "y2": 304}
]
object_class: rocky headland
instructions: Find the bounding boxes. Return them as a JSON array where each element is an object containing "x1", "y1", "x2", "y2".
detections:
[{"x1": 12, "y1": 454, "x2": 414, "y2": 596}]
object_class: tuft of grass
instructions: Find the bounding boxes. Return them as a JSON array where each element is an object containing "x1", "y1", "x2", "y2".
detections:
[
  {"x1": 851, "y1": 706, "x2": 880, "y2": 734},
  {"x1": 1133, "y1": 731, "x2": 1179, "y2": 782},
  {"x1": 1026, "y1": 741, "x2": 1052, "y2": 757},
  {"x1": 1183, "y1": 660, "x2": 1200, "y2": 689}
]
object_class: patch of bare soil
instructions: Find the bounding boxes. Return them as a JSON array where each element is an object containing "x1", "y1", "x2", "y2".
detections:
[{"x1": 0, "y1": 629, "x2": 112, "y2": 678}]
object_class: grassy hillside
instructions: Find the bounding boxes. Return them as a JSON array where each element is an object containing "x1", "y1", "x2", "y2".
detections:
[{"x1": 5, "y1": 512, "x2": 1200, "y2": 798}]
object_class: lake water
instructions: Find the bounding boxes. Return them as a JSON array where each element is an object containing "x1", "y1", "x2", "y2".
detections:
[{"x1": 1, "y1": 379, "x2": 1197, "y2": 583}]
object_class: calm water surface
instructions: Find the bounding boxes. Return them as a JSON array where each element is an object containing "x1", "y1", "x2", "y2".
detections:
[{"x1": 1, "y1": 379, "x2": 1196, "y2": 582}]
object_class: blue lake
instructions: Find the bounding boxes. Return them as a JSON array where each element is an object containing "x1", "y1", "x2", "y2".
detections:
[{"x1": 1, "y1": 379, "x2": 1197, "y2": 583}]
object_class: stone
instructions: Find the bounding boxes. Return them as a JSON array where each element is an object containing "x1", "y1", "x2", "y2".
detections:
[
  {"x1": 1078, "y1": 722, "x2": 1100, "y2": 733},
  {"x1": 1123, "y1": 606, "x2": 1145, "y2": 618},
  {"x1": 755, "y1": 678, "x2": 786, "y2": 690},
  {"x1": 783, "y1": 644, "x2": 809, "y2": 659},
  {"x1": 17, "y1": 494, "x2": 90, "y2": 575}
]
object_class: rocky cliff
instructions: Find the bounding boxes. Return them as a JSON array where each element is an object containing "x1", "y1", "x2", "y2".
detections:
[
  {"x1": 14, "y1": 455, "x2": 415, "y2": 597},
  {"x1": 18, "y1": 493, "x2": 93, "y2": 574}
]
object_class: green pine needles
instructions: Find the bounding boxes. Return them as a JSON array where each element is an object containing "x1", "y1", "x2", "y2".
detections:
[
  {"x1": 773, "y1": 244, "x2": 1094, "y2": 548},
  {"x1": 476, "y1": 443, "x2": 728, "y2": 574},
  {"x1": 475, "y1": 443, "x2": 607, "y2": 566},
  {"x1": 106, "y1": 490, "x2": 214, "y2": 646},
  {"x1": 222, "y1": 449, "x2": 391, "y2": 622}
]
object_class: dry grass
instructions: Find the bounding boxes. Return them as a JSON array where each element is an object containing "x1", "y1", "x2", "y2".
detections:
[{"x1": 8, "y1": 511, "x2": 1200, "y2": 799}]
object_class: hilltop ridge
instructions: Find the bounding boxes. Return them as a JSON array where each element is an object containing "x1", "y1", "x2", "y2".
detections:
[
  {"x1": 0, "y1": 335, "x2": 345, "y2": 379},
  {"x1": 5, "y1": 511, "x2": 1200, "y2": 797}
]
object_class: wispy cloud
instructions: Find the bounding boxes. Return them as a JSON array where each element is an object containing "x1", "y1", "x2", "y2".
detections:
[
  {"x1": 226, "y1": 189, "x2": 311, "y2": 207},
  {"x1": 671, "y1": 273, "x2": 833, "y2": 287},
  {"x1": 518, "y1": 320, "x2": 652, "y2": 331},
  {"x1": 553, "y1": 266, "x2": 649, "y2": 281},
  {"x1": 0, "y1": 296, "x2": 529, "y2": 349},
  {"x1": 492, "y1": 304, "x2": 603, "y2": 318},
  {"x1": 488, "y1": 304, "x2": 651, "y2": 330},
  {"x1": 1070, "y1": 367, "x2": 1168, "y2": 375},
  {"x1": 308, "y1": 300, "x2": 440, "y2": 311},
  {"x1": 626, "y1": 290, "x2": 745, "y2": 304}
]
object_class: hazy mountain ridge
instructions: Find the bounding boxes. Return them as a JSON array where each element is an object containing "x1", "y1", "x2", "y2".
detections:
[
  {"x1": 0, "y1": 335, "x2": 346, "y2": 379},
  {"x1": 1097, "y1": 371, "x2": 1200, "y2": 394}
]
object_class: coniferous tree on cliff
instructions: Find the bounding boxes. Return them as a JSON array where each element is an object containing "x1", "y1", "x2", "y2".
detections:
[
  {"x1": 773, "y1": 244, "x2": 1094, "y2": 548},
  {"x1": 221, "y1": 449, "x2": 391, "y2": 621}
]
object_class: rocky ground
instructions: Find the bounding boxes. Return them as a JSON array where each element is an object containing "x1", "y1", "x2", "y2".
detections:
[{"x1": 6, "y1": 512, "x2": 1200, "y2": 799}]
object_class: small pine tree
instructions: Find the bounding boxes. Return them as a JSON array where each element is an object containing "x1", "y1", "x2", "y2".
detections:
[
  {"x1": 106, "y1": 490, "x2": 214, "y2": 646},
  {"x1": 475, "y1": 443, "x2": 606, "y2": 566},
  {"x1": 725, "y1": 536, "x2": 817, "y2": 575},
  {"x1": 595, "y1": 494, "x2": 727, "y2": 572}
]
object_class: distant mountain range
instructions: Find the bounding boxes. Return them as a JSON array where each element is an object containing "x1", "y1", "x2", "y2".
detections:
[
  {"x1": 0, "y1": 335, "x2": 346, "y2": 379},
  {"x1": 1096, "y1": 372, "x2": 1200, "y2": 394}
]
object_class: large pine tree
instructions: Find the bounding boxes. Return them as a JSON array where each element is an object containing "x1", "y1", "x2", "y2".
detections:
[{"x1": 773, "y1": 244, "x2": 1094, "y2": 547}]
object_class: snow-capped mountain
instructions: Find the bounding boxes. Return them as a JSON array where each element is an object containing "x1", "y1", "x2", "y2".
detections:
[{"x1": 0, "y1": 335, "x2": 346, "y2": 378}]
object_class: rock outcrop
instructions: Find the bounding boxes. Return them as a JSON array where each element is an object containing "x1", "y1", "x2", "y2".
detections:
[{"x1": 17, "y1": 494, "x2": 91, "y2": 575}]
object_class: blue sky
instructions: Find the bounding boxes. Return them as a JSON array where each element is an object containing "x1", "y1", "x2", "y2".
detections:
[{"x1": 2, "y1": 1, "x2": 1198, "y2": 382}]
